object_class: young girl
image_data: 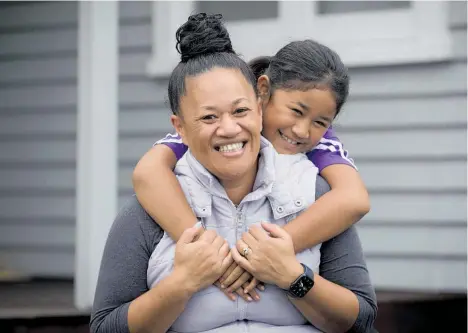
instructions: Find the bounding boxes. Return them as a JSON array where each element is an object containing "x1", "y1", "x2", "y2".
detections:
[{"x1": 132, "y1": 39, "x2": 370, "y2": 301}]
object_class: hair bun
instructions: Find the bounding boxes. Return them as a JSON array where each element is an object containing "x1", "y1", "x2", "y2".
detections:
[{"x1": 176, "y1": 13, "x2": 235, "y2": 62}]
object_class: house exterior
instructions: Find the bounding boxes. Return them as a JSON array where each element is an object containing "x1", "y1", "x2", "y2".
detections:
[{"x1": 0, "y1": 1, "x2": 465, "y2": 310}]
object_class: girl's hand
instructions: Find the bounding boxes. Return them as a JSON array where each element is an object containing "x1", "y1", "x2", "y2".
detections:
[{"x1": 231, "y1": 222, "x2": 303, "y2": 290}]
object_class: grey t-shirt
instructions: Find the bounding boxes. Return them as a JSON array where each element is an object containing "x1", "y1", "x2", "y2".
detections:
[{"x1": 90, "y1": 176, "x2": 377, "y2": 333}]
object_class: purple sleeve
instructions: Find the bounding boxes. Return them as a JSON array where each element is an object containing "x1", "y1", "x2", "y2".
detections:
[
  {"x1": 306, "y1": 126, "x2": 357, "y2": 172},
  {"x1": 154, "y1": 132, "x2": 188, "y2": 161}
]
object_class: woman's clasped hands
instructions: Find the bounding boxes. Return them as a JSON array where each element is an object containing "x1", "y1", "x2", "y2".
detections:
[
  {"x1": 173, "y1": 222, "x2": 299, "y2": 303},
  {"x1": 173, "y1": 226, "x2": 263, "y2": 302}
]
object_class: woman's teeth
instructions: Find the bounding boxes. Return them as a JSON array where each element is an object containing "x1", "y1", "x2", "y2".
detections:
[
  {"x1": 219, "y1": 142, "x2": 244, "y2": 153},
  {"x1": 280, "y1": 132, "x2": 299, "y2": 145}
]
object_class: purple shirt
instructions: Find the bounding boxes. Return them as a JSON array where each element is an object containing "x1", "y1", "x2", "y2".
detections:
[{"x1": 155, "y1": 127, "x2": 356, "y2": 172}]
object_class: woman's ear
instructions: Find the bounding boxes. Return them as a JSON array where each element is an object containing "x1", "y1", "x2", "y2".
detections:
[
  {"x1": 257, "y1": 75, "x2": 271, "y2": 105},
  {"x1": 256, "y1": 98, "x2": 263, "y2": 133},
  {"x1": 170, "y1": 115, "x2": 188, "y2": 145}
]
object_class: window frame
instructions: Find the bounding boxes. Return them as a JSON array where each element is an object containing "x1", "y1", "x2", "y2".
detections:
[{"x1": 146, "y1": 1, "x2": 452, "y2": 77}]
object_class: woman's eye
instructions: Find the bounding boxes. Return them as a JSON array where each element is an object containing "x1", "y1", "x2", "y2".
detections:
[
  {"x1": 234, "y1": 108, "x2": 249, "y2": 115},
  {"x1": 201, "y1": 115, "x2": 217, "y2": 121},
  {"x1": 292, "y1": 108, "x2": 303, "y2": 116}
]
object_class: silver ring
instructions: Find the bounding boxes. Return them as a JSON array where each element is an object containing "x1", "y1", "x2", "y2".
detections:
[{"x1": 242, "y1": 246, "x2": 251, "y2": 258}]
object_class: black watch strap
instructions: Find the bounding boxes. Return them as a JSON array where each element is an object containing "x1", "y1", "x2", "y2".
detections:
[{"x1": 287, "y1": 263, "x2": 315, "y2": 299}]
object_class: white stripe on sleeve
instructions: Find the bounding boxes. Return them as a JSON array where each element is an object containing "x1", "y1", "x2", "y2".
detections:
[
  {"x1": 155, "y1": 132, "x2": 183, "y2": 145},
  {"x1": 315, "y1": 138, "x2": 356, "y2": 168}
]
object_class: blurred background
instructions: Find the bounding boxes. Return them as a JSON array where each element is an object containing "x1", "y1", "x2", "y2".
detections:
[{"x1": 0, "y1": 1, "x2": 466, "y2": 332}]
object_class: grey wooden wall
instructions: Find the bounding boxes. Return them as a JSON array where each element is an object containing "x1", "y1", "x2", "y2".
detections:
[
  {"x1": 0, "y1": 2, "x2": 79, "y2": 277},
  {"x1": 0, "y1": 1, "x2": 465, "y2": 292},
  {"x1": 334, "y1": 2, "x2": 467, "y2": 291}
]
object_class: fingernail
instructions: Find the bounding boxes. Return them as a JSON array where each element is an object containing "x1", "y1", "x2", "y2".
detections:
[
  {"x1": 255, "y1": 295, "x2": 260, "y2": 300},
  {"x1": 247, "y1": 296, "x2": 252, "y2": 302},
  {"x1": 244, "y1": 289, "x2": 248, "y2": 294},
  {"x1": 221, "y1": 284, "x2": 225, "y2": 289},
  {"x1": 259, "y1": 285, "x2": 265, "y2": 291}
]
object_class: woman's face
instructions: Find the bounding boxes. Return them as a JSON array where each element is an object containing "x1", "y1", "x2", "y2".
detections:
[
  {"x1": 261, "y1": 86, "x2": 337, "y2": 155},
  {"x1": 171, "y1": 67, "x2": 262, "y2": 184}
]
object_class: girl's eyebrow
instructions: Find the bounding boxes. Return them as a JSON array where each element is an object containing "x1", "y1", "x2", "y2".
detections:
[
  {"x1": 293, "y1": 101, "x2": 334, "y2": 122},
  {"x1": 294, "y1": 101, "x2": 309, "y2": 111}
]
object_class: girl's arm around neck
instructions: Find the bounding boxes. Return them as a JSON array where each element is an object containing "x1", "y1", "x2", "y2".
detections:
[
  {"x1": 283, "y1": 164, "x2": 370, "y2": 253},
  {"x1": 132, "y1": 144, "x2": 198, "y2": 241}
]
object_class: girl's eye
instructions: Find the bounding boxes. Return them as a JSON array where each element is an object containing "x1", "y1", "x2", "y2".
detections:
[
  {"x1": 292, "y1": 108, "x2": 303, "y2": 116},
  {"x1": 315, "y1": 121, "x2": 327, "y2": 127}
]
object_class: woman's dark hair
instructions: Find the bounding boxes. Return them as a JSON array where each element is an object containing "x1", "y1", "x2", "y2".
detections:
[
  {"x1": 248, "y1": 40, "x2": 349, "y2": 116},
  {"x1": 168, "y1": 13, "x2": 257, "y2": 115}
]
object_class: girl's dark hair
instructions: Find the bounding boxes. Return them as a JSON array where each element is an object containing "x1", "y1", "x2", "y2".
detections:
[
  {"x1": 168, "y1": 13, "x2": 257, "y2": 115},
  {"x1": 248, "y1": 40, "x2": 350, "y2": 116}
]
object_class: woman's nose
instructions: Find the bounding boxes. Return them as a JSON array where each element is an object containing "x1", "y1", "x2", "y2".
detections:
[{"x1": 217, "y1": 116, "x2": 242, "y2": 137}]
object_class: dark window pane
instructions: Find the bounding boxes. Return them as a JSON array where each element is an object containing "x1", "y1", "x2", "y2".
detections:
[
  {"x1": 195, "y1": 1, "x2": 278, "y2": 22},
  {"x1": 316, "y1": 1, "x2": 411, "y2": 15}
]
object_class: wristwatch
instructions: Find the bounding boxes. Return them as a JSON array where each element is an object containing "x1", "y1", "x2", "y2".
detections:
[{"x1": 286, "y1": 263, "x2": 315, "y2": 298}]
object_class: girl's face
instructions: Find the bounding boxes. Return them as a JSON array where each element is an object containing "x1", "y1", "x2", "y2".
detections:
[{"x1": 260, "y1": 82, "x2": 337, "y2": 155}]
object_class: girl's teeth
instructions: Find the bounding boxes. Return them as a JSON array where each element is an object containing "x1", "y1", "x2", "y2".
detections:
[
  {"x1": 219, "y1": 143, "x2": 243, "y2": 153},
  {"x1": 281, "y1": 132, "x2": 298, "y2": 145}
]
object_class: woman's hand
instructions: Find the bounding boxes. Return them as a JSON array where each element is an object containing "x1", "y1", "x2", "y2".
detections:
[
  {"x1": 231, "y1": 222, "x2": 303, "y2": 290},
  {"x1": 173, "y1": 226, "x2": 233, "y2": 293},
  {"x1": 217, "y1": 255, "x2": 264, "y2": 301}
]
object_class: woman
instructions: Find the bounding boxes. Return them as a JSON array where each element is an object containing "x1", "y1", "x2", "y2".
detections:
[
  {"x1": 91, "y1": 14, "x2": 376, "y2": 333},
  {"x1": 133, "y1": 13, "x2": 370, "y2": 300}
]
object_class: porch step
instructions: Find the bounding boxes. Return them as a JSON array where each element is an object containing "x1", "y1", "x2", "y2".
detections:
[{"x1": 0, "y1": 279, "x2": 466, "y2": 333}]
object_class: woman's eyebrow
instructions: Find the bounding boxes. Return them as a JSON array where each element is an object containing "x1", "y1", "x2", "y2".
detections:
[
  {"x1": 200, "y1": 97, "x2": 249, "y2": 111},
  {"x1": 232, "y1": 97, "x2": 249, "y2": 106}
]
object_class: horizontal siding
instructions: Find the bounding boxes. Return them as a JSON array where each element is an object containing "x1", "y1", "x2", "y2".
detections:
[
  {"x1": 0, "y1": 2, "x2": 78, "y2": 277},
  {"x1": 358, "y1": 160, "x2": 466, "y2": 191},
  {"x1": 0, "y1": 250, "x2": 74, "y2": 278},
  {"x1": 452, "y1": 27, "x2": 467, "y2": 61},
  {"x1": 448, "y1": 1, "x2": 467, "y2": 30},
  {"x1": 0, "y1": 2, "x2": 77, "y2": 29},
  {"x1": 0, "y1": 109, "x2": 172, "y2": 137},
  {"x1": 359, "y1": 225, "x2": 466, "y2": 257},
  {"x1": 0, "y1": 1, "x2": 151, "y2": 30},
  {"x1": 335, "y1": 94, "x2": 466, "y2": 129},
  {"x1": 364, "y1": 193, "x2": 465, "y2": 224},
  {"x1": 0, "y1": 224, "x2": 74, "y2": 248},
  {"x1": 0, "y1": 195, "x2": 132, "y2": 225},
  {"x1": 0, "y1": 1, "x2": 154, "y2": 278},
  {"x1": 339, "y1": 129, "x2": 466, "y2": 160},
  {"x1": 350, "y1": 1, "x2": 466, "y2": 292},
  {"x1": 366, "y1": 258, "x2": 466, "y2": 292}
]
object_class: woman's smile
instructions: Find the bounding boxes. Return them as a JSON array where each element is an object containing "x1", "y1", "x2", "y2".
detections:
[{"x1": 214, "y1": 141, "x2": 247, "y2": 157}]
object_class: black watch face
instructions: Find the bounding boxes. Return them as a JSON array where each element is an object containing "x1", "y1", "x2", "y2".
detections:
[{"x1": 289, "y1": 275, "x2": 314, "y2": 298}]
